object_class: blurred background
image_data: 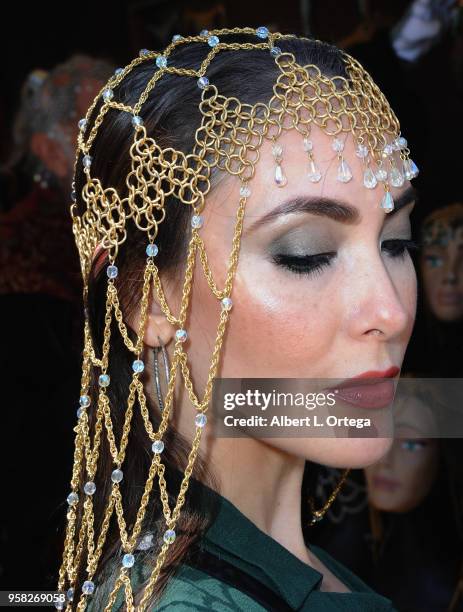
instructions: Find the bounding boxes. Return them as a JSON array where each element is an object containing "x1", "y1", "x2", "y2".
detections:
[{"x1": 0, "y1": 1, "x2": 462, "y2": 610}]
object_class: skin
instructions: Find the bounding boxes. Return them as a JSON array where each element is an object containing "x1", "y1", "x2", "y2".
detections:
[
  {"x1": 420, "y1": 223, "x2": 463, "y2": 322},
  {"x1": 129, "y1": 126, "x2": 418, "y2": 591},
  {"x1": 365, "y1": 396, "x2": 439, "y2": 513}
]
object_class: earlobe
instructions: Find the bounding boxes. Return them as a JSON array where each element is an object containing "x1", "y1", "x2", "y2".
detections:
[{"x1": 144, "y1": 311, "x2": 176, "y2": 348}]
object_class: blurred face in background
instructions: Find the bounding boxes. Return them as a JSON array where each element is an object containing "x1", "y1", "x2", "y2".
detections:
[{"x1": 421, "y1": 211, "x2": 463, "y2": 322}]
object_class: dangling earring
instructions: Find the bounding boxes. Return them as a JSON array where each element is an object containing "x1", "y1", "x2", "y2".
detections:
[
  {"x1": 308, "y1": 468, "x2": 351, "y2": 526},
  {"x1": 153, "y1": 336, "x2": 170, "y2": 412}
]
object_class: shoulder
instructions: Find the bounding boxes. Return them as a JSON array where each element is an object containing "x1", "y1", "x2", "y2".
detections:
[{"x1": 153, "y1": 564, "x2": 266, "y2": 611}]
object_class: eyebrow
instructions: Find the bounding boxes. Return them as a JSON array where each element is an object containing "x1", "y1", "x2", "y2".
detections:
[{"x1": 243, "y1": 185, "x2": 418, "y2": 236}]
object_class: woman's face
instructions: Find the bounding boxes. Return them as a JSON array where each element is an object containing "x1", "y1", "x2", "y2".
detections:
[
  {"x1": 170, "y1": 127, "x2": 418, "y2": 469},
  {"x1": 420, "y1": 221, "x2": 463, "y2": 322},
  {"x1": 364, "y1": 397, "x2": 439, "y2": 512}
]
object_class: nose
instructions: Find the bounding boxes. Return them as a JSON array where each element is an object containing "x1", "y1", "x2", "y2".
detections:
[
  {"x1": 346, "y1": 247, "x2": 415, "y2": 342},
  {"x1": 442, "y1": 252, "x2": 459, "y2": 286}
]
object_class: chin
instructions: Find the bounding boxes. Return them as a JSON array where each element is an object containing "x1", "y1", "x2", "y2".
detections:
[{"x1": 308, "y1": 437, "x2": 394, "y2": 469}]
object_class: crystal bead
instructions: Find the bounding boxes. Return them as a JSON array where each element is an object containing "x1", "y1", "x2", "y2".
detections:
[
  {"x1": 111, "y1": 469, "x2": 123, "y2": 483},
  {"x1": 107, "y1": 264, "x2": 118, "y2": 278},
  {"x1": 78, "y1": 118, "x2": 87, "y2": 131},
  {"x1": 256, "y1": 26, "x2": 269, "y2": 39},
  {"x1": 132, "y1": 115, "x2": 143, "y2": 129},
  {"x1": 172, "y1": 34, "x2": 183, "y2": 42},
  {"x1": 195, "y1": 413, "x2": 207, "y2": 427},
  {"x1": 208, "y1": 35, "x2": 219, "y2": 47},
  {"x1": 83, "y1": 155, "x2": 92, "y2": 168},
  {"x1": 115, "y1": 67, "x2": 124, "y2": 76},
  {"x1": 270, "y1": 46, "x2": 282, "y2": 57},
  {"x1": 191, "y1": 214, "x2": 203, "y2": 229},
  {"x1": 77, "y1": 407, "x2": 84, "y2": 418},
  {"x1": 84, "y1": 481, "x2": 96, "y2": 495},
  {"x1": 397, "y1": 136, "x2": 407, "y2": 149},
  {"x1": 152, "y1": 439, "x2": 165, "y2": 454},
  {"x1": 303, "y1": 138, "x2": 313, "y2": 152},
  {"x1": 197, "y1": 76, "x2": 209, "y2": 89},
  {"x1": 356, "y1": 144, "x2": 368, "y2": 158},
  {"x1": 122, "y1": 553, "x2": 135, "y2": 568},
  {"x1": 54, "y1": 600, "x2": 64, "y2": 610},
  {"x1": 67, "y1": 492, "x2": 79, "y2": 506},
  {"x1": 139, "y1": 49, "x2": 150, "y2": 57},
  {"x1": 336, "y1": 159, "x2": 352, "y2": 183},
  {"x1": 272, "y1": 144, "x2": 283, "y2": 161},
  {"x1": 389, "y1": 166, "x2": 404, "y2": 188},
  {"x1": 376, "y1": 168, "x2": 388, "y2": 182},
  {"x1": 99, "y1": 373, "x2": 110, "y2": 387},
  {"x1": 132, "y1": 359, "x2": 144, "y2": 374},
  {"x1": 71, "y1": 190, "x2": 76, "y2": 202},
  {"x1": 380, "y1": 191, "x2": 394, "y2": 213},
  {"x1": 82, "y1": 580, "x2": 95, "y2": 595},
  {"x1": 240, "y1": 185, "x2": 251, "y2": 198},
  {"x1": 156, "y1": 55, "x2": 168, "y2": 68},
  {"x1": 163, "y1": 528, "x2": 176, "y2": 544},
  {"x1": 332, "y1": 138, "x2": 344, "y2": 153},
  {"x1": 200, "y1": 29, "x2": 209, "y2": 36},
  {"x1": 307, "y1": 159, "x2": 322, "y2": 183},
  {"x1": 176, "y1": 329, "x2": 188, "y2": 342},
  {"x1": 80, "y1": 395, "x2": 91, "y2": 408},
  {"x1": 363, "y1": 167, "x2": 377, "y2": 189},
  {"x1": 383, "y1": 143, "x2": 394, "y2": 156},
  {"x1": 146, "y1": 243, "x2": 158, "y2": 257},
  {"x1": 403, "y1": 158, "x2": 419, "y2": 180},
  {"x1": 103, "y1": 89, "x2": 114, "y2": 102},
  {"x1": 137, "y1": 532, "x2": 154, "y2": 550},
  {"x1": 274, "y1": 164, "x2": 287, "y2": 187},
  {"x1": 66, "y1": 587, "x2": 74, "y2": 601},
  {"x1": 221, "y1": 297, "x2": 233, "y2": 310}
]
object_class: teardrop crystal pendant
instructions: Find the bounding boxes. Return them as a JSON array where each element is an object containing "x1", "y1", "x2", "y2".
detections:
[
  {"x1": 274, "y1": 163, "x2": 287, "y2": 187},
  {"x1": 389, "y1": 166, "x2": 404, "y2": 188},
  {"x1": 307, "y1": 159, "x2": 322, "y2": 183},
  {"x1": 363, "y1": 167, "x2": 377, "y2": 189},
  {"x1": 380, "y1": 191, "x2": 394, "y2": 213},
  {"x1": 337, "y1": 158, "x2": 352, "y2": 183},
  {"x1": 403, "y1": 158, "x2": 419, "y2": 180}
]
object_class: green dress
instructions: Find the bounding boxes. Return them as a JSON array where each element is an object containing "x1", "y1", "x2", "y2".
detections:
[{"x1": 87, "y1": 481, "x2": 397, "y2": 611}]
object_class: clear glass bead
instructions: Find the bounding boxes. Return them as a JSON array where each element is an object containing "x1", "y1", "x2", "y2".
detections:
[
  {"x1": 115, "y1": 67, "x2": 124, "y2": 76},
  {"x1": 403, "y1": 158, "x2": 419, "y2": 180},
  {"x1": 221, "y1": 297, "x2": 233, "y2": 310},
  {"x1": 272, "y1": 144, "x2": 283, "y2": 161},
  {"x1": 380, "y1": 191, "x2": 394, "y2": 213},
  {"x1": 139, "y1": 48, "x2": 150, "y2": 57},
  {"x1": 111, "y1": 469, "x2": 123, "y2": 483},
  {"x1": 336, "y1": 159, "x2": 353, "y2": 183},
  {"x1": 191, "y1": 215, "x2": 203, "y2": 229},
  {"x1": 76, "y1": 407, "x2": 84, "y2": 418},
  {"x1": 132, "y1": 115, "x2": 143, "y2": 129},
  {"x1": 122, "y1": 553, "x2": 135, "y2": 568},
  {"x1": 71, "y1": 190, "x2": 76, "y2": 202},
  {"x1": 200, "y1": 29, "x2": 209, "y2": 36},
  {"x1": 67, "y1": 492, "x2": 78, "y2": 506},
  {"x1": 146, "y1": 243, "x2": 159, "y2": 257},
  {"x1": 84, "y1": 481, "x2": 96, "y2": 495},
  {"x1": 54, "y1": 599, "x2": 64, "y2": 610},
  {"x1": 274, "y1": 164, "x2": 287, "y2": 187},
  {"x1": 107, "y1": 264, "x2": 118, "y2": 279},
  {"x1": 78, "y1": 118, "x2": 87, "y2": 131},
  {"x1": 389, "y1": 166, "x2": 404, "y2": 187},
  {"x1": 163, "y1": 528, "x2": 176, "y2": 544},
  {"x1": 175, "y1": 329, "x2": 188, "y2": 343},
  {"x1": 137, "y1": 532, "x2": 154, "y2": 550},
  {"x1": 383, "y1": 143, "x2": 394, "y2": 157},
  {"x1": 172, "y1": 34, "x2": 183, "y2": 42},
  {"x1": 66, "y1": 587, "x2": 74, "y2": 601},
  {"x1": 103, "y1": 89, "x2": 114, "y2": 102},
  {"x1": 356, "y1": 144, "x2": 368, "y2": 158},
  {"x1": 240, "y1": 185, "x2": 251, "y2": 198},
  {"x1": 303, "y1": 138, "x2": 313, "y2": 152},
  {"x1": 332, "y1": 138, "x2": 345, "y2": 153},
  {"x1": 256, "y1": 26, "x2": 269, "y2": 39},
  {"x1": 363, "y1": 167, "x2": 377, "y2": 189},
  {"x1": 376, "y1": 168, "x2": 388, "y2": 182},
  {"x1": 80, "y1": 395, "x2": 91, "y2": 408},
  {"x1": 195, "y1": 413, "x2": 207, "y2": 428},
  {"x1": 132, "y1": 359, "x2": 144, "y2": 374},
  {"x1": 156, "y1": 55, "x2": 168, "y2": 68},
  {"x1": 270, "y1": 46, "x2": 281, "y2": 57},
  {"x1": 99, "y1": 374, "x2": 110, "y2": 387},
  {"x1": 207, "y1": 35, "x2": 219, "y2": 47},
  {"x1": 307, "y1": 159, "x2": 322, "y2": 183},
  {"x1": 82, "y1": 580, "x2": 95, "y2": 595},
  {"x1": 197, "y1": 76, "x2": 209, "y2": 89},
  {"x1": 152, "y1": 440, "x2": 165, "y2": 454},
  {"x1": 82, "y1": 155, "x2": 92, "y2": 168}
]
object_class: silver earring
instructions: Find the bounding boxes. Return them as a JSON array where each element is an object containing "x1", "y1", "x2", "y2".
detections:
[{"x1": 153, "y1": 336, "x2": 170, "y2": 412}]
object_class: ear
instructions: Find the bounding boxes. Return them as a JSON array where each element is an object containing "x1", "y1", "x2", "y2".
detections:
[
  {"x1": 128, "y1": 287, "x2": 177, "y2": 349},
  {"x1": 30, "y1": 131, "x2": 69, "y2": 178}
]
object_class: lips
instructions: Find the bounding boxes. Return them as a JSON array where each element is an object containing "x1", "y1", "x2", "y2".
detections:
[
  {"x1": 325, "y1": 366, "x2": 399, "y2": 410},
  {"x1": 437, "y1": 291, "x2": 462, "y2": 306}
]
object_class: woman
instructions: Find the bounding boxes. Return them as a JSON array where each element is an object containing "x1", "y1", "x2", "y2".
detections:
[{"x1": 57, "y1": 28, "x2": 419, "y2": 611}]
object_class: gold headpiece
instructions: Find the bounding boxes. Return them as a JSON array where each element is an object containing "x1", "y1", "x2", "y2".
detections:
[{"x1": 57, "y1": 27, "x2": 419, "y2": 610}]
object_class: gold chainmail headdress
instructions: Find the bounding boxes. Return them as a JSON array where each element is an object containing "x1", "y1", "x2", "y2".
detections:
[{"x1": 57, "y1": 26, "x2": 419, "y2": 611}]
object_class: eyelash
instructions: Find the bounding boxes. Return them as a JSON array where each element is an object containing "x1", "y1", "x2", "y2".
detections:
[{"x1": 273, "y1": 239, "x2": 420, "y2": 277}]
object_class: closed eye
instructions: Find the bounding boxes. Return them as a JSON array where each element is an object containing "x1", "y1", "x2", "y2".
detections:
[{"x1": 382, "y1": 238, "x2": 420, "y2": 259}]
